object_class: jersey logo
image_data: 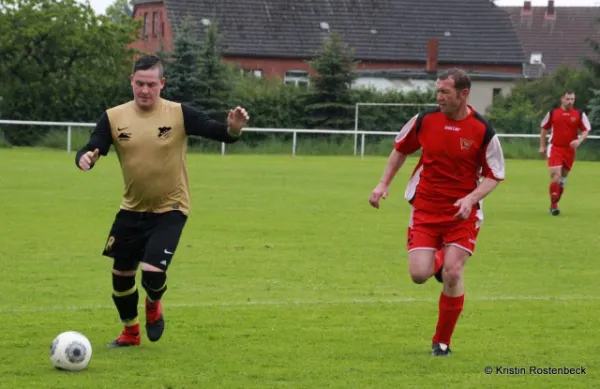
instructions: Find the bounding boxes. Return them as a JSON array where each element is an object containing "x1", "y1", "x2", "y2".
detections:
[
  {"x1": 570, "y1": 117, "x2": 577, "y2": 122},
  {"x1": 460, "y1": 137, "x2": 474, "y2": 150},
  {"x1": 158, "y1": 126, "x2": 172, "y2": 139}
]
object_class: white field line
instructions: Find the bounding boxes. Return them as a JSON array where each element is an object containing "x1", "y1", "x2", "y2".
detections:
[{"x1": 0, "y1": 295, "x2": 598, "y2": 314}]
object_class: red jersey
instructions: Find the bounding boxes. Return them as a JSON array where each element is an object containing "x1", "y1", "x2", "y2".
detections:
[
  {"x1": 541, "y1": 107, "x2": 591, "y2": 148},
  {"x1": 394, "y1": 106, "x2": 505, "y2": 215}
]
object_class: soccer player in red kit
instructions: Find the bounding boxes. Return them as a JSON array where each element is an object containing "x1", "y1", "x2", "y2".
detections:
[
  {"x1": 368, "y1": 69, "x2": 505, "y2": 356},
  {"x1": 539, "y1": 90, "x2": 591, "y2": 215}
]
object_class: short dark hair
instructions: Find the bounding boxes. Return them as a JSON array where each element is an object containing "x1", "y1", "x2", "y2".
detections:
[
  {"x1": 563, "y1": 89, "x2": 575, "y2": 96},
  {"x1": 438, "y1": 68, "x2": 471, "y2": 90},
  {"x1": 132, "y1": 55, "x2": 164, "y2": 77}
]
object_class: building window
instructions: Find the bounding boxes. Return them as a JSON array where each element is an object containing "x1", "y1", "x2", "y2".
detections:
[
  {"x1": 492, "y1": 88, "x2": 502, "y2": 100},
  {"x1": 153, "y1": 12, "x2": 159, "y2": 37},
  {"x1": 530, "y1": 52, "x2": 543, "y2": 64},
  {"x1": 143, "y1": 13, "x2": 149, "y2": 37},
  {"x1": 284, "y1": 70, "x2": 309, "y2": 87},
  {"x1": 240, "y1": 69, "x2": 263, "y2": 78},
  {"x1": 161, "y1": 21, "x2": 165, "y2": 37}
]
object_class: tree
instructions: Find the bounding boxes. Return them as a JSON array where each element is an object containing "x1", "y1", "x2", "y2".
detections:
[
  {"x1": 484, "y1": 66, "x2": 600, "y2": 134},
  {"x1": 586, "y1": 88, "x2": 600, "y2": 130},
  {"x1": 194, "y1": 19, "x2": 231, "y2": 121},
  {"x1": 304, "y1": 31, "x2": 358, "y2": 129},
  {"x1": 160, "y1": 15, "x2": 203, "y2": 106},
  {"x1": 105, "y1": 0, "x2": 134, "y2": 24},
  {"x1": 0, "y1": 0, "x2": 140, "y2": 145}
]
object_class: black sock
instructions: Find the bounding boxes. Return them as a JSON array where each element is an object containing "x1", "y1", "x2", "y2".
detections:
[
  {"x1": 142, "y1": 271, "x2": 167, "y2": 302},
  {"x1": 112, "y1": 273, "x2": 139, "y2": 326}
]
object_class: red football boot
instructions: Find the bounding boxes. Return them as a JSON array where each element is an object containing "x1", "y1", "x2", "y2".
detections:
[{"x1": 107, "y1": 323, "x2": 141, "y2": 348}]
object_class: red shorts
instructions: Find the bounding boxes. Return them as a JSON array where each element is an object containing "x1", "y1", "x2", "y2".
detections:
[
  {"x1": 547, "y1": 145, "x2": 575, "y2": 171},
  {"x1": 407, "y1": 207, "x2": 481, "y2": 255}
]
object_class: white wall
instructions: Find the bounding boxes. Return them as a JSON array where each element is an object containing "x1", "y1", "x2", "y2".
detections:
[{"x1": 352, "y1": 77, "x2": 517, "y2": 115}]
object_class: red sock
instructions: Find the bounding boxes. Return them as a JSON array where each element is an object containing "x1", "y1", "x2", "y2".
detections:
[
  {"x1": 432, "y1": 293, "x2": 464, "y2": 346},
  {"x1": 433, "y1": 250, "x2": 444, "y2": 274},
  {"x1": 549, "y1": 182, "x2": 560, "y2": 203}
]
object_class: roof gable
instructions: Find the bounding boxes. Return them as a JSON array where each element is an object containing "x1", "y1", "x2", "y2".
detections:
[
  {"x1": 503, "y1": 5, "x2": 600, "y2": 76},
  {"x1": 162, "y1": 0, "x2": 525, "y2": 66}
]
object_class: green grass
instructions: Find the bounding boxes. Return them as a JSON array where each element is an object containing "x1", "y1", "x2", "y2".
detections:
[{"x1": 0, "y1": 148, "x2": 598, "y2": 388}]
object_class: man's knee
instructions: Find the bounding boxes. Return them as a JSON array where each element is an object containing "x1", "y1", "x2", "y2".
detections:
[
  {"x1": 141, "y1": 264, "x2": 167, "y2": 301},
  {"x1": 408, "y1": 250, "x2": 435, "y2": 284},
  {"x1": 442, "y1": 246, "x2": 469, "y2": 287}
]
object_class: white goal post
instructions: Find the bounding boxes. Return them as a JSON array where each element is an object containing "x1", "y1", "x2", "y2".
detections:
[{"x1": 353, "y1": 102, "x2": 438, "y2": 156}]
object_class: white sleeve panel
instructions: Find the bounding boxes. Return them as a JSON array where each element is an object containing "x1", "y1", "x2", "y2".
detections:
[
  {"x1": 485, "y1": 135, "x2": 505, "y2": 181},
  {"x1": 581, "y1": 112, "x2": 592, "y2": 132},
  {"x1": 394, "y1": 114, "x2": 418, "y2": 144}
]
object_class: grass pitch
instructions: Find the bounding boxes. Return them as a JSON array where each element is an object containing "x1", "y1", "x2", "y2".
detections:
[{"x1": 0, "y1": 148, "x2": 598, "y2": 388}]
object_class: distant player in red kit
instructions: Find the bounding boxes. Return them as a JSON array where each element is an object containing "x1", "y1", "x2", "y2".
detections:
[
  {"x1": 368, "y1": 69, "x2": 505, "y2": 356},
  {"x1": 539, "y1": 90, "x2": 591, "y2": 215}
]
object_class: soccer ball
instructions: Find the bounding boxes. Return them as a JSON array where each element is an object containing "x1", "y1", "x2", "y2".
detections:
[{"x1": 49, "y1": 331, "x2": 92, "y2": 371}]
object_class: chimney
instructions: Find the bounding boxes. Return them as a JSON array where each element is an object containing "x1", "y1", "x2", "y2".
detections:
[
  {"x1": 426, "y1": 39, "x2": 438, "y2": 73},
  {"x1": 545, "y1": 0, "x2": 556, "y2": 19},
  {"x1": 521, "y1": 0, "x2": 532, "y2": 15}
]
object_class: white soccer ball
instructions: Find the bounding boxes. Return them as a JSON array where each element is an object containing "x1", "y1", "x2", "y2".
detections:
[{"x1": 49, "y1": 331, "x2": 92, "y2": 371}]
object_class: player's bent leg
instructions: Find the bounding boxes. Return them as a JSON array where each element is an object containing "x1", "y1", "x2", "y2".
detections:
[
  {"x1": 141, "y1": 263, "x2": 167, "y2": 342},
  {"x1": 408, "y1": 249, "x2": 436, "y2": 284},
  {"x1": 108, "y1": 265, "x2": 141, "y2": 348},
  {"x1": 548, "y1": 166, "x2": 562, "y2": 215},
  {"x1": 140, "y1": 210, "x2": 187, "y2": 342},
  {"x1": 430, "y1": 238, "x2": 472, "y2": 356},
  {"x1": 558, "y1": 166, "x2": 570, "y2": 203}
]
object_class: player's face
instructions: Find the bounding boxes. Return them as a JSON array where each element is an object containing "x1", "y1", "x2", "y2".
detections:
[
  {"x1": 131, "y1": 67, "x2": 165, "y2": 110},
  {"x1": 561, "y1": 93, "x2": 575, "y2": 110},
  {"x1": 436, "y1": 78, "x2": 467, "y2": 115}
]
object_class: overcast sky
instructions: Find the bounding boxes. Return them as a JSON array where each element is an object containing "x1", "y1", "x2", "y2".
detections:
[{"x1": 82, "y1": 0, "x2": 598, "y2": 16}]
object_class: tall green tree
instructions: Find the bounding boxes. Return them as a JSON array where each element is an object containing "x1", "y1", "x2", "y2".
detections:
[
  {"x1": 104, "y1": 0, "x2": 134, "y2": 23},
  {"x1": 0, "y1": 0, "x2": 140, "y2": 145},
  {"x1": 194, "y1": 19, "x2": 232, "y2": 121},
  {"x1": 586, "y1": 88, "x2": 600, "y2": 130},
  {"x1": 160, "y1": 15, "x2": 203, "y2": 106},
  {"x1": 304, "y1": 32, "x2": 358, "y2": 129}
]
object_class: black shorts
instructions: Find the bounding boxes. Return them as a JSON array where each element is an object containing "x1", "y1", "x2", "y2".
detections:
[{"x1": 102, "y1": 209, "x2": 187, "y2": 271}]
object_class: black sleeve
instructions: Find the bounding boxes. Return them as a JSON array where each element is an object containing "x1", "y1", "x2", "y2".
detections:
[
  {"x1": 74, "y1": 111, "x2": 113, "y2": 170},
  {"x1": 181, "y1": 104, "x2": 240, "y2": 144}
]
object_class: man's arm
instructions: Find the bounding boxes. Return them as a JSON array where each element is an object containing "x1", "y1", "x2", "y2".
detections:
[
  {"x1": 454, "y1": 133, "x2": 505, "y2": 219},
  {"x1": 577, "y1": 112, "x2": 592, "y2": 145},
  {"x1": 369, "y1": 114, "x2": 420, "y2": 209},
  {"x1": 182, "y1": 104, "x2": 240, "y2": 143},
  {"x1": 379, "y1": 149, "x2": 408, "y2": 185},
  {"x1": 75, "y1": 112, "x2": 113, "y2": 170},
  {"x1": 472, "y1": 134, "x2": 505, "y2": 202},
  {"x1": 540, "y1": 110, "x2": 552, "y2": 151}
]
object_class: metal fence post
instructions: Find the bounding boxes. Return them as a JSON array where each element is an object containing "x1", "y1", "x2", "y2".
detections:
[
  {"x1": 292, "y1": 131, "x2": 297, "y2": 157},
  {"x1": 67, "y1": 125, "x2": 72, "y2": 153}
]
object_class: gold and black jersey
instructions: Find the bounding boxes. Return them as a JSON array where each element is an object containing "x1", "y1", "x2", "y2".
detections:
[{"x1": 76, "y1": 98, "x2": 240, "y2": 215}]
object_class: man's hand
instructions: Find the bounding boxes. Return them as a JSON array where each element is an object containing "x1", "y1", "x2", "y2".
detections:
[
  {"x1": 538, "y1": 146, "x2": 546, "y2": 158},
  {"x1": 369, "y1": 182, "x2": 390, "y2": 209},
  {"x1": 79, "y1": 149, "x2": 100, "y2": 171},
  {"x1": 570, "y1": 139, "x2": 581, "y2": 149},
  {"x1": 454, "y1": 195, "x2": 476, "y2": 220},
  {"x1": 227, "y1": 106, "x2": 250, "y2": 135}
]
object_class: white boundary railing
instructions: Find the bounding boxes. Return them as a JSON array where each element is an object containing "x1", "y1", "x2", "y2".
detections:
[
  {"x1": 354, "y1": 102, "x2": 439, "y2": 155},
  {"x1": 1, "y1": 119, "x2": 598, "y2": 158}
]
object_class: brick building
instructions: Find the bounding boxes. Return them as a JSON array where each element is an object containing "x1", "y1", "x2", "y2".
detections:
[{"x1": 131, "y1": 0, "x2": 527, "y2": 113}]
